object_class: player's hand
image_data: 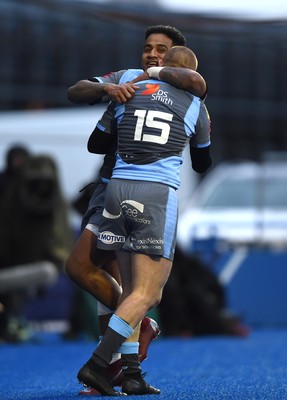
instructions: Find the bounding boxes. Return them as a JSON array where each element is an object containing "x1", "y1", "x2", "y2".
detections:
[{"x1": 104, "y1": 82, "x2": 139, "y2": 103}]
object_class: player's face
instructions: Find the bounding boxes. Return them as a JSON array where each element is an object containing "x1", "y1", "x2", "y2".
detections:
[{"x1": 141, "y1": 33, "x2": 173, "y2": 71}]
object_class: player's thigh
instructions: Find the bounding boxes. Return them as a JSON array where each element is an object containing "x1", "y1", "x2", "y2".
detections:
[
  {"x1": 67, "y1": 228, "x2": 95, "y2": 267},
  {"x1": 131, "y1": 253, "x2": 172, "y2": 295}
]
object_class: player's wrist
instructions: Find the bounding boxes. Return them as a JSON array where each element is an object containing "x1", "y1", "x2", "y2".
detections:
[{"x1": 146, "y1": 67, "x2": 164, "y2": 80}]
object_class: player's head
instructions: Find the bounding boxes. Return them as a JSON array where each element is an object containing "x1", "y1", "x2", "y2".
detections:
[
  {"x1": 145, "y1": 25, "x2": 186, "y2": 47},
  {"x1": 141, "y1": 25, "x2": 187, "y2": 71},
  {"x1": 163, "y1": 46, "x2": 198, "y2": 71}
]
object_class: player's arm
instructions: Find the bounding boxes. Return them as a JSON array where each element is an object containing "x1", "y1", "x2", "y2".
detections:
[
  {"x1": 67, "y1": 79, "x2": 139, "y2": 104},
  {"x1": 190, "y1": 146, "x2": 212, "y2": 173},
  {"x1": 87, "y1": 127, "x2": 116, "y2": 154},
  {"x1": 87, "y1": 101, "x2": 117, "y2": 154},
  {"x1": 160, "y1": 67, "x2": 206, "y2": 98},
  {"x1": 131, "y1": 67, "x2": 206, "y2": 99}
]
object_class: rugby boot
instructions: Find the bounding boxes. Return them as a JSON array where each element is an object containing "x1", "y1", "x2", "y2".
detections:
[
  {"x1": 79, "y1": 359, "x2": 123, "y2": 395},
  {"x1": 77, "y1": 358, "x2": 126, "y2": 396},
  {"x1": 138, "y1": 317, "x2": 161, "y2": 362},
  {"x1": 108, "y1": 359, "x2": 124, "y2": 386},
  {"x1": 79, "y1": 317, "x2": 160, "y2": 395},
  {"x1": 122, "y1": 372, "x2": 160, "y2": 395}
]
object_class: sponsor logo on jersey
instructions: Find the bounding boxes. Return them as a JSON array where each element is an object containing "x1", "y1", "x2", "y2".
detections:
[
  {"x1": 141, "y1": 84, "x2": 173, "y2": 105},
  {"x1": 98, "y1": 231, "x2": 125, "y2": 244},
  {"x1": 141, "y1": 84, "x2": 160, "y2": 95}
]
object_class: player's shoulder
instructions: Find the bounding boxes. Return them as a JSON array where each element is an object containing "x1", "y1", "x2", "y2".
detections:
[
  {"x1": 91, "y1": 69, "x2": 143, "y2": 84},
  {"x1": 119, "y1": 69, "x2": 144, "y2": 83},
  {"x1": 91, "y1": 69, "x2": 127, "y2": 83}
]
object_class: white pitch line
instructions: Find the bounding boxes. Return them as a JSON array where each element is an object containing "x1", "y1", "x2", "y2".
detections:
[{"x1": 218, "y1": 246, "x2": 248, "y2": 285}]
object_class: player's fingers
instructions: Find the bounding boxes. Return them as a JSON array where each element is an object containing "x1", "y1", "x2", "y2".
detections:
[
  {"x1": 119, "y1": 88, "x2": 136, "y2": 102},
  {"x1": 114, "y1": 92, "x2": 131, "y2": 103}
]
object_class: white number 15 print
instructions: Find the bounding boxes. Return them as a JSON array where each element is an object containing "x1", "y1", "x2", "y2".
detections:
[{"x1": 134, "y1": 110, "x2": 173, "y2": 144}]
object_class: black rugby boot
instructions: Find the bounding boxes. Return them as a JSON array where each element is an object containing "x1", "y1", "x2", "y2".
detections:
[
  {"x1": 77, "y1": 358, "x2": 126, "y2": 396},
  {"x1": 122, "y1": 372, "x2": 160, "y2": 395}
]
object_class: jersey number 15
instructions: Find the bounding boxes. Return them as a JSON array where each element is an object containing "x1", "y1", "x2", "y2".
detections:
[{"x1": 133, "y1": 110, "x2": 173, "y2": 144}]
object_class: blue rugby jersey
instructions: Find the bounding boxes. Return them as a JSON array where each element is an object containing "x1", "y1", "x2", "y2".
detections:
[
  {"x1": 93, "y1": 69, "x2": 144, "y2": 85},
  {"x1": 91, "y1": 69, "x2": 144, "y2": 181},
  {"x1": 111, "y1": 78, "x2": 210, "y2": 189}
]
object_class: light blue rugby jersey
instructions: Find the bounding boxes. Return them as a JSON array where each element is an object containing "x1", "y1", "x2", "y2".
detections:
[
  {"x1": 111, "y1": 78, "x2": 210, "y2": 190},
  {"x1": 94, "y1": 69, "x2": 144, "y2": 85}
]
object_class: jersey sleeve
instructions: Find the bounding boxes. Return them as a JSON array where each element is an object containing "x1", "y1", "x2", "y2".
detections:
[
  {"x1": 96, "y1": 101, "x2": 117, "y2": 134},
  {"x1": 189, "y1": 101, "x2": 212, "y2": 173},
  {"x1": 89, "y1": 70, "x2": 127, "y2": 84},
  {"x1": 87, "y1": 101, "x2": 117, "y2": 154},
  {"x1": 190, "y1": 101, "x2": 211, "y2": 148}
]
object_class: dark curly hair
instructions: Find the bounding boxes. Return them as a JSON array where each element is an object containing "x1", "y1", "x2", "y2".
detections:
[{"x1": 145, "y1": 25, "x2": 186, "y2": 47}]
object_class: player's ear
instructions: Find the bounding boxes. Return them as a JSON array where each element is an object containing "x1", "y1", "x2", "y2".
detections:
[{"x1": 158, "y1": 59, "x2": 164, "y2": 67}]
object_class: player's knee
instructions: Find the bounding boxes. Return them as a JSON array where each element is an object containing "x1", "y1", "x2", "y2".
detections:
[
  {"x1": 142, "y1": 290, "x2": 162, "y2": 310},
  {"x1": 150, "y1": 291, "x2": 163, "y2": 308}
]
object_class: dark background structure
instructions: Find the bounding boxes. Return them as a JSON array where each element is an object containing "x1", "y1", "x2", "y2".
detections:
[{"x1": 1, "y1": 0, "x2": 287, "y2": 164}]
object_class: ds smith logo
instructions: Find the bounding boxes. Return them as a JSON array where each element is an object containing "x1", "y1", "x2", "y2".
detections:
[
  {"x1": 98, "y1": 231, "x2": 125, "y2": 245},
  {"x1": 141, "y1": 84, "x2": 173, "y2": 105}
]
